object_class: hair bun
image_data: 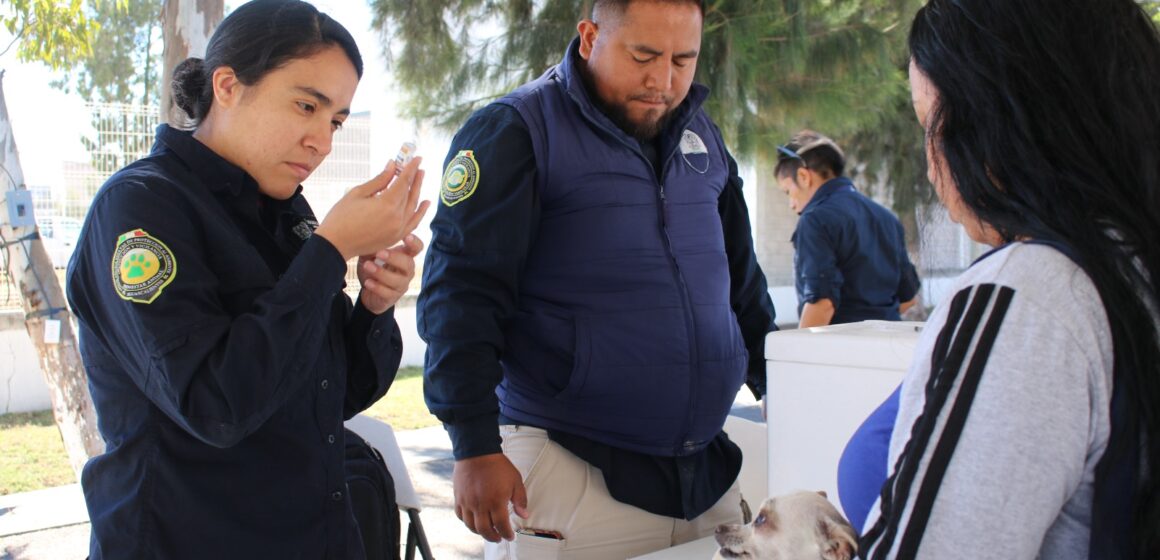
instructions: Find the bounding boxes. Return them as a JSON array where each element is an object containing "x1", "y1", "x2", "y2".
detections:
[{"x1": 171, "y1": 57, "x2": 208, "y2": 120}]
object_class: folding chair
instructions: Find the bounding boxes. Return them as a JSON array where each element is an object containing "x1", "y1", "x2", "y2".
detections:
[{"x1": 345, "y1": 414, "x2": 435, "y2": 560}]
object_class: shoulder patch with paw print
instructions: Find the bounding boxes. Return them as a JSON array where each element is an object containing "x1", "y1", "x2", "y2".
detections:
[{"x1": 111, "y1": 229, "x2": 176, "y2": 304}]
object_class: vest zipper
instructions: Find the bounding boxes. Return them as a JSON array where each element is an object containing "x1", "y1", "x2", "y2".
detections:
[{"x1": 652, "y1": 151, "x2": 703, "y2": 457}]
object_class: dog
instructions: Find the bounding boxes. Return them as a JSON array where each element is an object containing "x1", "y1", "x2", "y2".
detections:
[{"x1": 713, "y1": 491, "x2": 858, "y2": 560}]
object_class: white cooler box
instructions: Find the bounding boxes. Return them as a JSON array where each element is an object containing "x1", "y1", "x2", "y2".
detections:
[{"x1": 765, "y1": 320, "x2": 922, "y2": 504}]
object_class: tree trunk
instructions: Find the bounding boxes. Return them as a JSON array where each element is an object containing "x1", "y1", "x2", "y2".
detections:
[
  {"x1": 160, "y1": 0, "x2": 224, "y2": 127},
  {"x1": 0, "y1": 72, "x2": 104, "y2": 477}
]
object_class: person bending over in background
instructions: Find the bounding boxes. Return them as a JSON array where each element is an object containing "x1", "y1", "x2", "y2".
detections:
[{"x1": 775, "y1": 129, "x2": 920, "y2": 329}]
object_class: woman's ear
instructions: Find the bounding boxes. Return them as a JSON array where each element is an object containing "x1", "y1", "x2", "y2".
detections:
[{"x1": 210, "y1": 66, "x2": 242, "y2": 109}]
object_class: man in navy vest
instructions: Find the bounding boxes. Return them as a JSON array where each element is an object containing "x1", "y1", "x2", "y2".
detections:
[{"x1": 418, "y1": 1, "x2": 777, "y2": 556}]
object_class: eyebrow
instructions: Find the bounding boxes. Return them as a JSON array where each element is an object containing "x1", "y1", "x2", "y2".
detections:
[
  {"x1": 296, "y1": 86, "x2": 351, "y2": 116},
  {"x1": 630, "y1": 44, "x2": 699, "y2": 59}
]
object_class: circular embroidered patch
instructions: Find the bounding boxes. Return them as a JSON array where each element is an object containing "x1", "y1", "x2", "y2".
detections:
[
  {"x1": 111, "y1": 229, "x2": 177, "y2": 304},
  {"x1": 441, "y1": 150, "x2": 480, "y2": 207},
  {"x1": 679, "y1": 129, "x2": 710, "y2": 174}
]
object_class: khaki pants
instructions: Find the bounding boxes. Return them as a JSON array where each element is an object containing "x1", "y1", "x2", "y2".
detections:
[{"x1": 484, "y1": 425, "x2": 743, "y2": 560}]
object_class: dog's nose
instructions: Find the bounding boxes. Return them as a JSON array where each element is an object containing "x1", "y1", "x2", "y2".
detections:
[{"x1": 716, "y1": 524, "x2": 737, "y2": 535}]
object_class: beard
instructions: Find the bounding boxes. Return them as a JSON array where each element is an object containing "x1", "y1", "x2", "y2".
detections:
[{"x1": 578, "y1": 62, "x2": 676, "y2": 142}]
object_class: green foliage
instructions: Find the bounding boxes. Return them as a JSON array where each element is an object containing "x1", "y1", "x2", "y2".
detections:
[
  {"x1": 52, "y1": 0, "x2": 162, "y2": 105},
  {"x1": 371, "y1": 0, "x2": 924, "y2": 207},
  {"x1": 371, "y1": 0, "x2": 589, "y2": 131},
  {"x1": 0, "y1": 0, "x2": 106, "y2": 70},
  {"x1": 43, "y1": 0, "x2": 162, "y2": 206},
  {"x1": 1145, "y1": 0, "x2": 1160, "y2": 23}
]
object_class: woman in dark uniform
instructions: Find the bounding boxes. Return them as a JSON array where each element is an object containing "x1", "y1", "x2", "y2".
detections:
[{"x1": 64, "y1": 1, "x2": 428, "y2": 558}]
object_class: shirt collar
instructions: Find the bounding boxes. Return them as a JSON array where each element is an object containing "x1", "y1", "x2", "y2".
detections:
[
  {"x1": 155, "y1": 124, "x2": 272, "y2": 198},
  {"x1": 800, "y1": 176, "x2": 856, "y2": 215}
]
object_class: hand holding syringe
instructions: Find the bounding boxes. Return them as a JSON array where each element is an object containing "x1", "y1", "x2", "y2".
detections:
[{"x1": 375, "y1": 141, "x2": 418, "y2": 266}]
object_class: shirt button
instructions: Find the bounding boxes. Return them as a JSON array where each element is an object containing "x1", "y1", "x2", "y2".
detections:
[
  {"x1": 320, "y1": 379, "x2": 329, "y2": 390},
  {"x1": 328, "y1": 434, "x2": 336, "y2": 444},
  {"x1": 372, "y1": 329, "x2": 382, "y2": 339},
  {"x1": 331, "y1": 491, "x2": 343, "y2": 502}
]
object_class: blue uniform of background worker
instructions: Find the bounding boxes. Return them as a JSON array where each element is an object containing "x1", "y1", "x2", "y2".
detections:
[
  {"x1": 773, "y1": 130, "x2": 919, "y2": 532},
  {"x1": 64, "y1": 2, "x2": 429, "y2": 558},
  {"x1": 417, "y1": 1, "x2": 777, "y2": 557},
  {"x1": 775, "y1": 130, "x2": 920, "y2": 329}
]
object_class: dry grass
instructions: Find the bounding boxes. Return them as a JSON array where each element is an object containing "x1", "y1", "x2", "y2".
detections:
[
  {"x1": 362, "y1": 366, "x2": 440, "y2": 430},
  {"x1": 0, "y1": 410, "x2": 77, "y2": 495}
]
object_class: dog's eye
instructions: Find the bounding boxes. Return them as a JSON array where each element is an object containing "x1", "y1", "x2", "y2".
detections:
[{"x1": 755, "y1": 513, "x2": 766, "y2": 526}]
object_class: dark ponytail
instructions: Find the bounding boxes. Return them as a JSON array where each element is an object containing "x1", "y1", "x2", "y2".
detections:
[
  {"x1": 171, "y1": 0, "x2": 363, "y2": 126},
  {"x1": 171, "y1": 57, "x2": 211, "y2": 122}
]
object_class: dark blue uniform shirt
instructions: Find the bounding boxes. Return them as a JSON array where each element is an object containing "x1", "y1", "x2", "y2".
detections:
[
  {"x1": 792, "y1": 177, "x2": 919, "y2": 324},
  {"x1": 65, "y1": 124, "x2": 403, "y2": 559},
  {"x1": 421, "y1": 103, "x2": 775, "y2": 519}
]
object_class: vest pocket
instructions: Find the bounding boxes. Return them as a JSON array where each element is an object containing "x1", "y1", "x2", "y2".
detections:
[
  {"x1": 559, "y1": 307, "x2": 690, "y2": 406},
  {"x1": 503, "y1": 309, "x2": 577, "y2": 398},
  {"x1": 557, "y1": 314, "x2": 590, "y2": 400}
]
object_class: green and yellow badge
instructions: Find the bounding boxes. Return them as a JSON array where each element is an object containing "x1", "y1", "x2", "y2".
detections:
[
  {"x1": 441, "y1": 150, "x2": 480, "y2": 207},
  {"x1": 111, "y1": 229, "x2": 176, "y2": 304}
]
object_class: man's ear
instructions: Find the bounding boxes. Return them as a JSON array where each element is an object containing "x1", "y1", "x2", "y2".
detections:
[
  {"x1": 819, "y1": 516, "x2": 858, "y2": 560},
  {"x1": 577, "y1": 20, "x2": 598, "y2": 60},
  {"x1": 796, "y1": 166, "x2": 813, "y2": 190},
  {"x1": 210, "y1": 66, "x2": 242, "y2": 109}
]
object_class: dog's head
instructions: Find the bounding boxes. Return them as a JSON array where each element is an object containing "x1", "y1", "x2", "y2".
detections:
[{"x1": 713, "y1": 491, "x2": 857, "y2": 560}]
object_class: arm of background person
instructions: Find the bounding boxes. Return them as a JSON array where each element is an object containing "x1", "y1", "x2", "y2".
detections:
[
  {"x1": 896, "y1": 221, "x2": 922, "y2": 316},
  {"x1": 799, "y1": 298, "x2": 836, "y2": 328},
  {"x1": 417, "y1": 105, "x2": 539, "y2": 461},
  {"x1": 795, "y1": 211, "x2": 843, "y2": 328},
  {"x1": 718, "y1": 150, "x2": 778, "y2": 399}
]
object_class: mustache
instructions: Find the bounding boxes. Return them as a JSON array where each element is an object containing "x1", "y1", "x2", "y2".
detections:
[{"x1": 629, "y1": 93, "x2": 674, "y2": 105}]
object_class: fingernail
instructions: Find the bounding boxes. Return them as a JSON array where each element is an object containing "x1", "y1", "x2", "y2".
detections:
[{"x1": 407, "y1": 234, "x2": 418, "y2": 243}]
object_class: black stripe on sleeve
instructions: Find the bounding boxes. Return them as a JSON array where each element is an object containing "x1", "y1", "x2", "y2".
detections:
[
  {"x1": 896, "y1": 286, "x2": 1015, "y2": 557},
  {"x1": 860, "y1": 287, "x2": 972, "y2": 554},
  {"x1": 861, "y1": 284, "x2": 1005, "y2": 559}
]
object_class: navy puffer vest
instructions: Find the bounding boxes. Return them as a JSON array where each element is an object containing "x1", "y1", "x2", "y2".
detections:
[{"x1": 495, "y1": 40, "x2": 748, "y2": 457}]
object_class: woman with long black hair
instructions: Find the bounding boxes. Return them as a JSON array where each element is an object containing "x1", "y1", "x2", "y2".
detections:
[{"x1": 856, "y1": 0, "x2": 1160, "y2": 557}]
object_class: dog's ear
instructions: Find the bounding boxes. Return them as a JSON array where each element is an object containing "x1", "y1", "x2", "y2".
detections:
[{"x1": 819, "y1": 515, "x2": 858, "y2": 560}]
